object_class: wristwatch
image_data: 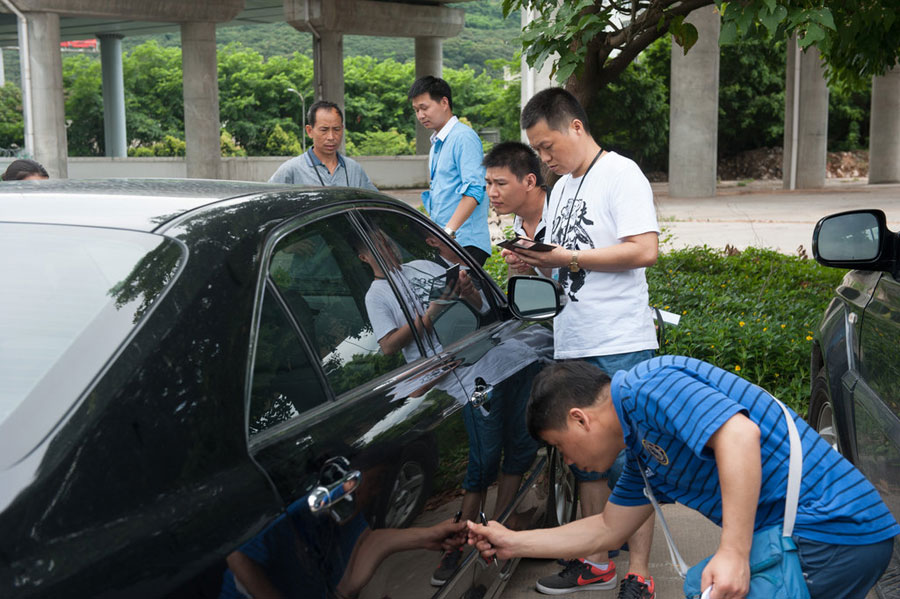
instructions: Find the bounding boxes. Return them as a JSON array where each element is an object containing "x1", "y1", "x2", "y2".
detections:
[
  {"x1": 569, "y1": 250, "x2": 580, "y2": 272},
  {"x1": 443, "y1": 226, "x2": 457, "y2": 239}
]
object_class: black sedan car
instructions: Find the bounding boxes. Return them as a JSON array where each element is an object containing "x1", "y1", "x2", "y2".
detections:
[
  {"x1": 0, "y1": 180, "x2": 565, "y2": 599},
  {"x1": 810, "y1": 209, "x2": 900, "y2": 596}
]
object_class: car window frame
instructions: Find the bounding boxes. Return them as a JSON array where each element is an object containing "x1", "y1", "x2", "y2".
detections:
[
  {"x1": 244, "y1": 205, "x2": 438, "y2": 448},
  {"x1": 351, "y1": 205, "x2": 505, "y2": 349}
]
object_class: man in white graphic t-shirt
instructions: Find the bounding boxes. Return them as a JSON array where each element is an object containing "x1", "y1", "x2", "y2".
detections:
[{"x1": 504, "y1": 87, "x2": 660, "y2": 598}]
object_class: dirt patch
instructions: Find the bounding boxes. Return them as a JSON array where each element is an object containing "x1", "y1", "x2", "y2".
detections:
[{"x1": 653, "y1": 147, "x2": 870, "y2": 182}]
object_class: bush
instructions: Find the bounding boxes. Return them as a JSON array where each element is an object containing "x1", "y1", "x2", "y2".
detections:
[
  {"x1": 265, "y1": 124, "x2": 302, "y2": 156},
  {"x1": 646, "y1": 246, "x2": 844, "y2": 415},
  {"x1": 481, "y1": 244, "x2": 843, "y2": 415},
  {"x1": 345, "y1": 128, "x2": 414, "y2": 156}
]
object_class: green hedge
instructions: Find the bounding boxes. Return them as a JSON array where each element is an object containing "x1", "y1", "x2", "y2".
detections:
[
  {"x1": 488, "y1": 244, "x2": 844, "y2": 416},
  {"x1": 648, "y1": 246, "x2": 844, "y2": 415}
]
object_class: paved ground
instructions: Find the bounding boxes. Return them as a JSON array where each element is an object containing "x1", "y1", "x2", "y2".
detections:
[{"x1": 385, "y1": 179, "x2": 897, "y2": 598}]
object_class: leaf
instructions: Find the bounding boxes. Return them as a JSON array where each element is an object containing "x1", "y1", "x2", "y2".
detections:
[
  {"x1": 555, "y1": 60, "x2": 578, "y2": 83},
  {"x1": 759, "y1": 5, "x2": 785, "y2": 36},
  {"x1": 672, "y1": 21, "x2": 699, "y2": 53},
  {"x1": 798, "y1": 23, "x2": 825, "y2": 48},
  {"x1": 762, "y1": 0, "x2": 776, "y2": 13},
  {"x1": 720, "y1": 21, "x2": 738, "y2": 45},
  {"x1": 811, "y1": 8, "x2": 836, "y2": 31}
]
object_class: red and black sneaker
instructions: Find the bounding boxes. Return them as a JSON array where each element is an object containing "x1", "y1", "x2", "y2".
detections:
[
  {"x1": 535, "y1": 558, "x2": 617, "y2": 595},
  {"x1": 617, "y1": 573, "x2": 656, "y2": 599}
]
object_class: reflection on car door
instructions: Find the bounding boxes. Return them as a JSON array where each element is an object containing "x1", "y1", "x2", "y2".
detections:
[
  {"x1": 355, "y1": 207, "x2": 555, "y2": 597},
  {"x1": 235, "y1": 212, "x2": 468, "y2": 599},
  {"x1": 857, "y1": 273, "x2": 900, "y2": 524}
]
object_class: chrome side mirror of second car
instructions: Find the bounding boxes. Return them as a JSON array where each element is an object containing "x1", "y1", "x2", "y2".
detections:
[
  {"x1": 813, "y1": 209, "x2": 898, "y2": 274},
  {"x1": 507, "y1": 276, "x2": 566, "y2": 321}
]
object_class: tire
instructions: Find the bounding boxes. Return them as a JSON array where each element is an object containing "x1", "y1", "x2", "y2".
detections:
[
  {"x1": 378, "y1": 443, "x2": 433, "y2": 529},
  {"x1": 808, "y1": 370, "x2": 840, "y2": 453},
  {"x1": 544, "y1": 447, "x2": 578, "y2": 527}
]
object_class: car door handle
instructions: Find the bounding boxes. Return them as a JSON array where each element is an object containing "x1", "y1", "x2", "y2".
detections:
[
  {"x1": 307, "y1": 470, "x2": 362, "y2": 514},
  {"x1": 470, "y1": 377, "x2": 493, "y2": 409}
]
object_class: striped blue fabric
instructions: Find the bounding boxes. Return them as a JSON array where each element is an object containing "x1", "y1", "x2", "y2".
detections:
[{"x1": 608, "y1": 355, "x2": 900, "y2": 545}]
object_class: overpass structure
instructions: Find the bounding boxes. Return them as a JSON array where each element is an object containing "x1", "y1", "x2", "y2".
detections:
[{"x1": 0, "y1": 0, "x2": 468, "y2": 178}]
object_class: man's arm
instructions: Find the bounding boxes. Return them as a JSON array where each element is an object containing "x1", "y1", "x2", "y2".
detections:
[
  {"x1": 467, "y1": 501, "x2": 653, "y2": 561},
  {"x1": 508, "y1": 231, "x2": 658, "y2": 272},
  {"x1": 704, "y1": 413, "x2": 761, "y2": 599},
  {"x1": 445, "y1": 195, "x2": 478, "y2": 232}
]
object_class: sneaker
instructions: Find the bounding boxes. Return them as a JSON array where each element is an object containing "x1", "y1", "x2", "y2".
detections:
[
  {"x1": 430, "y1": 548, "x2": 463, "y2": 586},
  {"x1": 617, "y1": 573, "x2": 655, "y2": 599},
  {"x1": 555, "y1": 549, "x2": 619, "y2": 566},
  {"x1": 535, "y1": 559, "x2": 617, "y2": 595}
]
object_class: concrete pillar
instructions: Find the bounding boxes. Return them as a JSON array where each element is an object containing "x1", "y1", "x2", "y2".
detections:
[
  {"x1": 313, "y1": 30, "x2": 344, "y2": 108},
  {"x1": 98, "y1": 34, "x2": 127, "y2": 158},
  {"x1": 869, "y1": 65, "x2": 900, "y2": 184},
  {"x1": 25, "y1": 11, "x2": 67, "y2": 178},
  {"x1": 0, "y1": 48, "x2": 5, "y2": 86},
  {"x1": 668, "y1": 7, "x2": 720, "y2": 198},
  {"x1": 783, "y1": 37, "x2": 828, "y2": 189},
  {"x1": 520, "y1": 7, "x2": 555, "y2": 144},
  {"x1": 181, "y1": 22, "x2": 220, "y2": 179},
  {"x1": 414, "y1": 36, "x2": 442, "y2": 155}
]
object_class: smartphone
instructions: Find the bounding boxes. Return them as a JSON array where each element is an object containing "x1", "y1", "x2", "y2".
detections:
[
  {"x1": 497, "y1": 236, "x2": 555, "y2": 253},
  {"x1": 444, "y1": 263, "x2": 460, "y2": 288}
]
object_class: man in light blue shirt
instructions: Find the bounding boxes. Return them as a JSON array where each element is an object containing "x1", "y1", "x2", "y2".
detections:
[
  {"x1": 408, "y1": 77, "x2": 490, "y2": 266},
  {"x1": 269, "y1": 100, "x2": 377, "y2": 191}
]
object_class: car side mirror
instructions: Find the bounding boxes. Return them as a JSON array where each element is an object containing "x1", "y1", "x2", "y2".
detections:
[
  {"x1": 507, "y1": 275, "x2": 565, "y2": 320},
  {"x1": 812, "y1": 209, "x2": 897, "y2": 274}
]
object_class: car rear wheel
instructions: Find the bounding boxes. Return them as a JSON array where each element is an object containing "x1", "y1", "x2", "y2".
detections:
[
  {"x1": 545, "y1": 447, "x2": 578, "y2": 527},
  {"x1": 379, "y1": 443, "x2": 433, "y2": 529},
  {"x1": 809, "y1": 371, "x2": 839, "y2": 453}
]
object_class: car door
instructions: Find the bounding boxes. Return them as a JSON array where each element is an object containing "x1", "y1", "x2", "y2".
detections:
[
  {"x1": 856, "y1": 272, "x2": 900, "y2": 524},
  {"x1": 232, "y1": 210, "x2": 470, "y2": 599},
  {"x1": 353, "y1": 205, "x2": 555, "y2": 597}
]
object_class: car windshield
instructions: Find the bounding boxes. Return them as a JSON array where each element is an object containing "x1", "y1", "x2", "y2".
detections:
[{"x1": 0, "y1": 223, "x2": 183, "y2": 430}]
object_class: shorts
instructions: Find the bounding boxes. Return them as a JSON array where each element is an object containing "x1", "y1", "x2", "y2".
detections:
[
  {"x1": 794, "y1": 536, "x2": 894, "y2": 599},
  {"x1": 462, "y1": 362, "x2": 541, "y2": 491}
]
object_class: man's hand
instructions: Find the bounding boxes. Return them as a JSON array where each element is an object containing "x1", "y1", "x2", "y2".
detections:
[
  {"x1": 422, "y1": 518, "x2": 468, "y2": 552},
  {"x1": 500, "y1": 248, "x2": 534, "y2": 274},
  {"x1": 701, "y1": 546, "x2": 750, "y2": 599},
  {"x1": 507, "y1": 245, "x2": 569, "y2": 270},
  {"x1": 466, "y1": 519, "x2": 518, "y2": 561}
]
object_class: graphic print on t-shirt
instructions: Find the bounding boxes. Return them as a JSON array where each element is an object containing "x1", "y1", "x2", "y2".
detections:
[{"x1": 552, "y1": 196, "x2": 594, "y2": 301}]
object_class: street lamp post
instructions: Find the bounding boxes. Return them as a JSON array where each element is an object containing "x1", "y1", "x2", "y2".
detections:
[{"x1": 286, "y1": 87, "x2": 307, "y2": 153}]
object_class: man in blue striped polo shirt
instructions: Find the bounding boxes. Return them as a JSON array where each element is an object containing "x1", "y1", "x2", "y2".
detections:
[{"x1": 467, "y1": 356, "x2": 899, "y2": 599}]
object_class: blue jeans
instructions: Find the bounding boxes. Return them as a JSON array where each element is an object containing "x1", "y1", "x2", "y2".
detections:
[
  {"x1": 794, "y1": 536, "x2": 894, "y2": 599},
  {"x1": 570, "y1": 349, "x2": 655, "y2": 482},
  {"x1": 462, "y1": 362, "x2": 541, "y2": 491}
]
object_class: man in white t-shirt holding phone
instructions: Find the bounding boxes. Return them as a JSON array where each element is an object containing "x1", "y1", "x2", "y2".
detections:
[{"x1": 506, "y1": 87, "x2": 660, "y2": 599}]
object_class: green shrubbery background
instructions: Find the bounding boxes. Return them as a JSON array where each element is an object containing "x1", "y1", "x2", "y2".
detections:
[{"x1": 486, "y1": 242, "x2": 844, "y2": 416}]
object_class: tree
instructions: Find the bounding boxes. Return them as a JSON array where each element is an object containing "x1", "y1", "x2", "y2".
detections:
[{"x1": 503, "y1": 0, "x2": 900, "y2": 109}]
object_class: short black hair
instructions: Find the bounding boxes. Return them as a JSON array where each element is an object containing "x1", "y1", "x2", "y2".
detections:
[
  {"x1": 527, "y1": 361, "x2": 611, "y2": 439},
  {"x1": 407, "y1": 76, "x2": 453, "y2": 111},
  {"x1": 307, "y1": 101, "x2": 343, "y2": 128},
  {"x1": 520, "y1": 88, "x2": 591, "y2": 134},
  {"x1": 483, "y1": 141, "x2": 545, "y2": 187},
  {"x1": 2, "y1": 159, "x2": 48, "y2": 181}
]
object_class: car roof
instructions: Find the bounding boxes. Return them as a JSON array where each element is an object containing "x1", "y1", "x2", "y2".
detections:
[{"x1": 0, "y1": 178, "x2": 347, "y2": 232}]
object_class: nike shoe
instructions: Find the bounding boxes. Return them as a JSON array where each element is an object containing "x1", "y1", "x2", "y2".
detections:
[
  {"x1": 617, "y1": 573, "x2": 656, "y2": 599},
  {"x1": 535, "y1": 558, "x2": 617, "y2": 594}
]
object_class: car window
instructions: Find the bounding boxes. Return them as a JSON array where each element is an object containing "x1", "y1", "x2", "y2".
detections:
[
  {"x1": 358, "y1": 209, "x2": 499, "y2": 354},
  {"x1": 266, "y1": 215, "x2": 406, "y2": 397},
  {"x1": 248, "y1": 286, "x2": 328, "y2": 435},
  {"x1": 0, "y1": 223, "x2": 183, "y2": 431}
]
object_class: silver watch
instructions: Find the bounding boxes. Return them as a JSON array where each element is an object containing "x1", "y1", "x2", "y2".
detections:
[{"x1": 443, "y1": 226, "x2": 457, "y2": 239}]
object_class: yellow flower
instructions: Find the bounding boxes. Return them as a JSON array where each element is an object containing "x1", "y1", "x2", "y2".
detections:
[
  {"x1": 780, "y1": 324, "x2": 786, "y2": 329},
  {"x1": 711, "y1": 344, "x2": 715, "y2": 348},
  {"x1": 806, "y1": 335, "x2": 813, "y2": 341},
  {"x1": 763, "y1": 327, "x2": 768, "y2": 332},
  {"x1": 775, "y1": 373, "x2": 780, "y2": 377},
  {"x1": 664, "y1": 305, "x2": 670, "y2": 310},
  {"x1": 682, "y1": 310, "x2": 687, "y2": 315},
  {"x1": 734, "y1": 365, "x2": 741, "y2": 372},
  {"x1": 739, "y1": 321, "x2": 745, "y2": 327}
]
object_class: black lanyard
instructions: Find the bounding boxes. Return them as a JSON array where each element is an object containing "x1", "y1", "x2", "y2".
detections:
[
  {"x1": 310, "y1": 151, "x2": 350, "y2": 187},
  {"x1": 556, "y1": 149, "x2": 603, "y2": 245}
]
